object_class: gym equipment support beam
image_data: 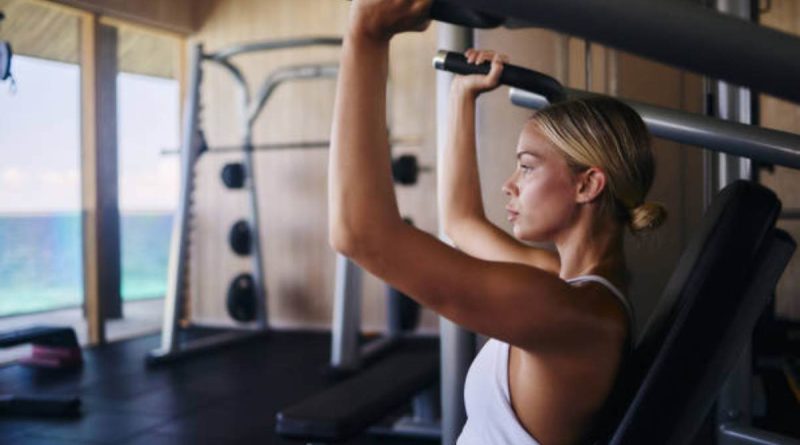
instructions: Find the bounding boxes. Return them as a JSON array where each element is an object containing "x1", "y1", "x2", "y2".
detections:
[
  {"x1": 509, "y1": 88, "x2": 800, "y2": 170},
  {"x1": 430, "y1": 0, "x2": 800, "y2": 104},
  {"x1": 436, "y1": 24, "x2": 474, "y2": 445},
  {"x1": 434, "y1": 51, "x2": 800, "y2": 170}
]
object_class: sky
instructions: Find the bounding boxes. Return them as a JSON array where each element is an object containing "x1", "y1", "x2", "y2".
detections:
[{"x1": 0, "y1": 55, "x2": 180, "y2": 214}]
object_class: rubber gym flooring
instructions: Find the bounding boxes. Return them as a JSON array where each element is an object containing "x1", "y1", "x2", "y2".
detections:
[{"x1": 0, "y1": 330, "x2": 440, "y2": 445}]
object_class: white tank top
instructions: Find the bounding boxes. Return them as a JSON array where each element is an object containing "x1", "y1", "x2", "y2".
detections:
[{"x1": 457, "y1": 275, "x2": 633, "y2": 445}]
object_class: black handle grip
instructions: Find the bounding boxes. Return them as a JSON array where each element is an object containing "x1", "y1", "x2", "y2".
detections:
[{"x1": 432, "y1": 50, "x2": 566, "y2": 103}]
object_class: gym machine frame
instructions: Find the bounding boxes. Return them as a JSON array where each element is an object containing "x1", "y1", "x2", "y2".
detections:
[
  {"x1": 148, "y1": 37, "x2": 341, "y2": 364},
  {"x1": 429, "y1": 0, "x2": 800, "y2": 106}
]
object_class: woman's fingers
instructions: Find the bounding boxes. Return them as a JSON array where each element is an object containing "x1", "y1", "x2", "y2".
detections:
[
  {"x1": 464, "y1": 49, "x2": 495, "y2": 65},
  {"x1": 465, "y1": 48, "x2": 477, "y2": 64},
  {"x1": 476, "y1": 50, "x2": 495, "y2": 65},
  {"x1": 464, "y1": 49, "x2": 506, "y2": 66},
  {"x1": 485, "y1": 53, "x2": 506, "y2": 86},
  {"x1": 454, "y1": 49, "x2": 509, "y2": 95}
]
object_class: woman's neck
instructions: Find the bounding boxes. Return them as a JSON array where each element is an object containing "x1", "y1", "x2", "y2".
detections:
[{"x1": 555, "y1": 215, "x2": 627, "y2": 286}]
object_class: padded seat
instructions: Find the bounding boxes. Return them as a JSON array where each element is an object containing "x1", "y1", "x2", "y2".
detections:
[{"x1": 591, "y1": 181, "x2": 795, "y2": 445}]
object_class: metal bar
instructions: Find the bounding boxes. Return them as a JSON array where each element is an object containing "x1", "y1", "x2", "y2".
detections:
[
  {"x1": 207, "y1": 37, "x2": 342, "y2": 61},
  {"x1": 509, "y1": 88, "x2": 800, "y2": 170},
  {"x1": 156, "y1": 43, "x2": 203, "y2": 355},
  {"x1": 248, "y1": 64, "x2": 338, "y2": 126},
  {"x1": 436, "y1": 23, "x2": 475, "y2": 445},
  {"x1": 714, "y1": 0, "x2": 755, "y2": 189},
  {"x1": 242, "y1": 140, "x2": 269, "y2": 328},
  {"x1": 434, "y1": 0, "x2": 800, "y2": 104},
  {"x1": 719, "y1": 424, "x2": 800, "y2": 445},
  {"x1": 161, "y1": 137, "x2": 422, "y2": 155},
  {"x1": 330, "y1": 255, "x2": 363, "y2": 371},
  {"x1": 205, "y1": 57, "x2": 250, "y2": 111},
  {"x1": 237, "y1": 65, "x2": 337, "y2": 331},
  {"x1": 162, "y1": 141, "x2": 330, "y2": 154}
]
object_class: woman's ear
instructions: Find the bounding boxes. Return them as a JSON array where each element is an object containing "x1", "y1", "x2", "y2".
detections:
[{"x1": 575, "y1": 167, "x2": 606, "y2": 204}]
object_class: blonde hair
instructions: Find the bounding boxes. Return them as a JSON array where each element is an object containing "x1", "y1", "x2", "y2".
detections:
[{"x1": 530, "y1": 97, "x2": 667, "y2": 233}]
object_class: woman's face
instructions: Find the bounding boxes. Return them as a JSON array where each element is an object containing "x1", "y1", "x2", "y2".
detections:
[{"x1": 502, "y1": 123, "x2": 581, "y2": 242}]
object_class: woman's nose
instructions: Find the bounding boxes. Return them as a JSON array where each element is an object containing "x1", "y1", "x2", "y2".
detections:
[{"x1": 502, "y1": 175, "x2": 517, "y2": 196}]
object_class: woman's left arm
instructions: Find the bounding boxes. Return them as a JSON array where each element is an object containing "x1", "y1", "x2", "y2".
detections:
[{"x1": 328, "y1": 7, "x2": 403, "y2": 255}]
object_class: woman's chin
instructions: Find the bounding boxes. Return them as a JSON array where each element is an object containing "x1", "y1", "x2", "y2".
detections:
[{"x1": 514, "y1": 226, "x2": 550, "y2": 244}]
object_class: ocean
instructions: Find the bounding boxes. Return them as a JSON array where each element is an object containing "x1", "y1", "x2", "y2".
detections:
[{"x1": 0, "y1": 213, "x2": 172, "y2": 317}]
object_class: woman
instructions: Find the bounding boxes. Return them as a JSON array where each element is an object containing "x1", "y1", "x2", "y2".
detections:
[{"x1": 329, "y1": 1, "x2": 666, "y2": 444}]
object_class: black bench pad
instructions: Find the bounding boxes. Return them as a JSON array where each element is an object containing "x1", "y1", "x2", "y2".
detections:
[{"x1": 276, "y1": 340, "x2": 439, "y2": 441}]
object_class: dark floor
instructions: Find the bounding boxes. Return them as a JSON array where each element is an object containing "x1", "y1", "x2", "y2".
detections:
[{"x1": 0, "y1": 330, "x2": 439, "y2": 445}]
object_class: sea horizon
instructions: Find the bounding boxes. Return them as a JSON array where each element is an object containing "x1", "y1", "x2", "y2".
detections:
[{"x1": 0, "y1": 212, "x2": 174, "y2": 317}]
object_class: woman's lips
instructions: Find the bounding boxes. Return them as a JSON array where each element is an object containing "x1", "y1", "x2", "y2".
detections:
[{"x1": 506, "y1": 208, "x2": 519, "y2": 222}]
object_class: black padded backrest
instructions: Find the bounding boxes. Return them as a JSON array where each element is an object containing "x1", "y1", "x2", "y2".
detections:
[
  {"x1": 637, "y1": 181, "x2": 780, "y2": 365},
  {"x1": 600, "y1": 181, "x2": 792, "y2": 445}
]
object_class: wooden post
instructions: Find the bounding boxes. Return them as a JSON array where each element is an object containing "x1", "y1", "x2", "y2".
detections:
[{"x1": 81, "y1": 13, "x2": 122, "y2": 345}]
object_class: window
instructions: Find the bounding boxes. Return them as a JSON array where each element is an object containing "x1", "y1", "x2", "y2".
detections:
[
  {"x1": 0, "y1": 1, "x2": 82, "y2": 317},
  {"x1": 116, "y1": 36, "x2": 181, "y2": 301}
]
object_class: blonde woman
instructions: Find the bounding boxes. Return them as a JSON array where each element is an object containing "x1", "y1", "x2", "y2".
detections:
[{"x1": 329, "y1": 1, "x2": 666, "y2": 444}]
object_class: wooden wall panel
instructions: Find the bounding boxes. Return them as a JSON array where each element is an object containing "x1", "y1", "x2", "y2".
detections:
[
  {"x1": 759, "y1": 0, "x2": 800, "y2": 320},
  {"x1": 0, "y1": 0, "x2": 82, "y2": 63},
  {"x1": 189, "y1": 0, "x2": 440, "y2": 332}
]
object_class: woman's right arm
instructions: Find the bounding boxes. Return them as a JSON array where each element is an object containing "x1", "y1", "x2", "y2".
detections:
[{"x1": 438, "y1": 51, "x2": 559, "y2": 273}]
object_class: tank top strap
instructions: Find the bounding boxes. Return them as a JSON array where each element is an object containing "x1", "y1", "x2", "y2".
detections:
[{"x1": 566, "y1": 274, "x2": 636, "y2": 341}]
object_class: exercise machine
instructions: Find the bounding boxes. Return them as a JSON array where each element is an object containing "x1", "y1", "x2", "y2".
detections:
[
  {"x1": 426, "y1": 0, "x2": 800, "y2": 105},
  {"x1": 433, "y1": 50, "x2": 800, "y2": 169},
  {"x1": 147, "y1": 37, "x2": 342, "y2": 365}
]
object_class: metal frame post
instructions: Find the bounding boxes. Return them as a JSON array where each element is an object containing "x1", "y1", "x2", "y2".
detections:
[
  {"x1": 330, "y1": 255, "x2": 363, "y2": 371},
  {"x1": 436, "y1": 23, "x2": 475, "y2": 445},
  {"x1": 154, "y1": 43, "x2": 204, "y2": 357}
]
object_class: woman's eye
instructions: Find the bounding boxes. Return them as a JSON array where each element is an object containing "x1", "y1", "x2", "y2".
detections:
[{"x1": 519, "y1": 164, "x2": 534, "y2": 173}]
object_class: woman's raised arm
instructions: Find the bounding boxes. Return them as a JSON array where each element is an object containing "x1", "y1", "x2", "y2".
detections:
[
  {"x1": 328, "y1": 0, "x2": 431, "y2": 252},
  {"x1": 439, "y1": 51, "x2": 559, "y2": 273}
]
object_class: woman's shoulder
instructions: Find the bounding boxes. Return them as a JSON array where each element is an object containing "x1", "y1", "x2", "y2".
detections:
[{"x1": 560, "y1": 275, "x2": 632, "y2": 353}]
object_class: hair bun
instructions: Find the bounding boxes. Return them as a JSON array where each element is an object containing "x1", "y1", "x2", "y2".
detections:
[{"x1": 629, "y1": 201, "x2": 667, "y2": 232}]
